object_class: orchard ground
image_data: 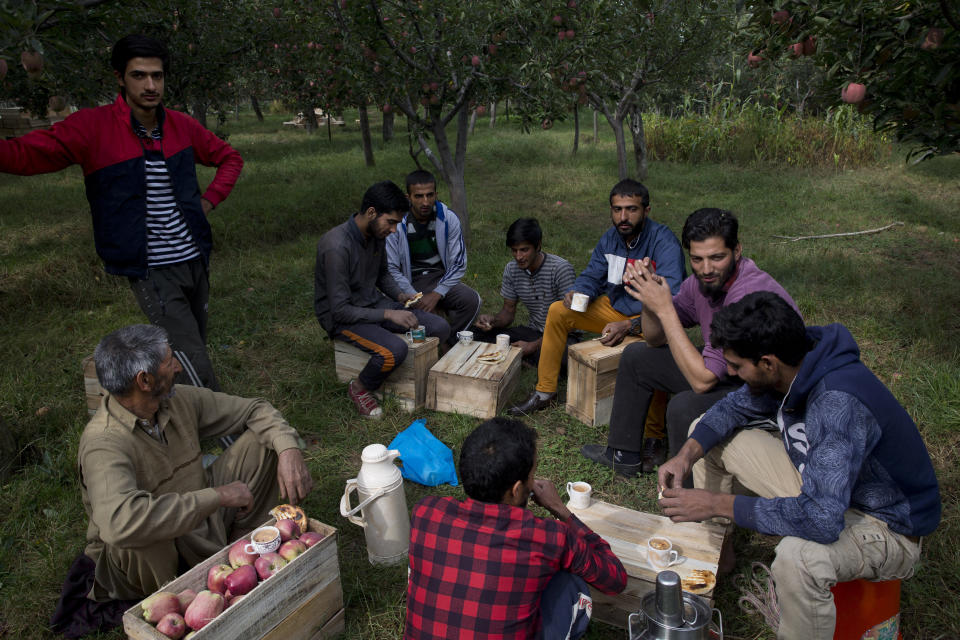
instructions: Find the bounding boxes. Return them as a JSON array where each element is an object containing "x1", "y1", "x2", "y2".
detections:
[{"x1": 1, "y1": 110, "x2": 958, "y2": 639}]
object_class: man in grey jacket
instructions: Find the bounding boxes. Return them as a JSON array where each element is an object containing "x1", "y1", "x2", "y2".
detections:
[
  {"x1": 385, "y1": 170, "x2": 481, "y2": 346},
  {"x1": 314, "y1": 181, "x2": 450, "y2": 418}
]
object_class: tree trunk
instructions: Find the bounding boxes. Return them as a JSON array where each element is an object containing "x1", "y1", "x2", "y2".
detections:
[
  {"x1": 488, "y1": 102, "x2": 497, "y2": 128},
  {"x1": 593, "y1": 109, "x2": 599, "y2": 142},
  {"x1": 234, "y1": 97, "x2": 240, "y2": 121},
  {"x1": 628, "y1": 107, "x2": 648, "y2": 181},
  {"x1": 469, "y1": 108, "x2": 478, "y2": 135},
  {"x1": 304, "y1": 107, "x2": 318, "y2": 132},
  {"x1": 424, "y1": 108, "x2": 471, "y2": 245},
  {"x1": 382, "y1": 109, "x2": 395, "y2": 142},
  {"x1": 327, "y1": 113, "x2": 332, "y2": 141},
  {"x1": 251, "y1": 95, "x2": 264, "y2": 122},
  {"x1": 358, "y1": 102, "x2": 375, "y2": 167},
  {"x1": 504, "y1": 99, "x2": 509, "y2": 121},
  {"x1": 572, "y1": 104, "x2": 580, "y2": 155},
  {"x1": 610, "y1": 117, "x2": 629, "y2": 180},
  {"x1": 192, "y1": 101, "x2": 208, "y2": 129}
]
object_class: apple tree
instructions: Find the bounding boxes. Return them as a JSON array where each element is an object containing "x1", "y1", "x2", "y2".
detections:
[{"x1": 740, "y1": 1, "x2": 959, "y2": 160}]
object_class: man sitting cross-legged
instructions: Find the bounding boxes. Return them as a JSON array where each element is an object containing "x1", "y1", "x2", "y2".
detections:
[
  {"x1": 314, "y1": 181, "x2": 450, "y2": 419},
  {"x1": 508, "y1": 179, "x2": 684, "y2": 422},
  {"x1": 581, "y1": 208, "x2": 799, "y2": 476},
  {"x1": 406, "y1": 417, "x2": 627, "y2": 640},
  {"x1": 51, "y1": 324, "x2": 312, "y2": 637},
  {"x1": 658, "y1": 292, "x2": 940, "y2": 640}
]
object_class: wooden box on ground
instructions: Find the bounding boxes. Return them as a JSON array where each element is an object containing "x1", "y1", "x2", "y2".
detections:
[
  {"x1": 426, "y1": 341, "x2": 521, "y2": 419},
  {"x1": 567, "y1": 499, "x2": 726, "y2": 629},
  {"x1": 334, "y1": 335, "x2": 438, "y2": 411},
  {"x1": 565, "y1": 336, "x2": 643, "y2": 426},
  {"x1": 123, "y1": 519, "x2": 343, "y2": 640},
  {"x1": 82, "y1": 355, "x2": 105, "y2": 416}
]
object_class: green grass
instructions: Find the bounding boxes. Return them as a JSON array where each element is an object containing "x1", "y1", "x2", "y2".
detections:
[{"x1": 1, "y1": 110, "x2": 958, "y2": 639}]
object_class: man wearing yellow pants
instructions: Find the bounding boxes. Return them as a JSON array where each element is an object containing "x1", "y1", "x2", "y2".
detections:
[{"x1": 508, "y1": 180, "x2": 685, "y2": 441}]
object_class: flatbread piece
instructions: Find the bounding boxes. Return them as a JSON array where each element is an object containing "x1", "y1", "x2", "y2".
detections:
[
  {"x1": 404, "y1": 292, "x2": 424, "y2": 308},
  {"x1": 681, "y1": 569, "x2": 716, "y2": 595}
]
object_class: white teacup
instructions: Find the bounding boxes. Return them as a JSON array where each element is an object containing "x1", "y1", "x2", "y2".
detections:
[
  {"x1": 647, "y1": 536, "x2": 681, "y2": 568},
  {"x1": 245, "y1": 526, "x2": 281, "y2": 555},
  {"x1": 457, "y1": 330, "x2": 474, "y2": 344},
  {"x1": 496, "y1": 333, "x2": 510, "y2": 350},
  {"x1": 570, "y1": 292, "x2": 589, "y2": 312},
  {"x1": 566, "y1": 481, "x2": 592, "y2": 509}
]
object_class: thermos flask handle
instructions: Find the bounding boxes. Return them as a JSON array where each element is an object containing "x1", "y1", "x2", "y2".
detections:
[{"x1": 339, "y1": 478, "x2": 386, "y2": 527}]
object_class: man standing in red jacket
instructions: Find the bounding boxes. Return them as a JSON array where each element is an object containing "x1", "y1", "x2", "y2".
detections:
[{"x1": 0, "y1": 34, "x2": 243, "y2": 391}]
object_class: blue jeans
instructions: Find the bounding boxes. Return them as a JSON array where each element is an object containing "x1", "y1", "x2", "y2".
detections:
[{"x1": 540, "y1": 572, "x2": 593, "y2": 640}]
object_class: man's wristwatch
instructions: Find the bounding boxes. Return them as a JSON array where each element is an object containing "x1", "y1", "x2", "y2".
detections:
[{"x1": 629, "y1": 316, "x2": 643, "y2": 335}]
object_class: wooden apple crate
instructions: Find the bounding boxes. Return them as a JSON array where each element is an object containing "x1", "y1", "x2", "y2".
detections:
[
  {"x1": 566, "y1": 499, "x2": 726, "y2": 629},
  {"x1": 123, "y1": 518, "x2": 343, "y2": 640},
  {"x1": 426, "y1": 341, "x2": 521, "y2": 419},
  {"x1": 82, "y1": 355, "x2": 105, "y2": 416},
  {"x1": 564, "y1": 336, "x2": 643, "y2": 426},
  {"x1": 334, "y1": 335, "x2": 438, "y2": 411}
]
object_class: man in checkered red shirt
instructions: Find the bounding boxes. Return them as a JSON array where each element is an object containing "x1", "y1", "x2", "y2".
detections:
[{"x1": 406, "y1": 418, "x2": 627, "y2": 639}]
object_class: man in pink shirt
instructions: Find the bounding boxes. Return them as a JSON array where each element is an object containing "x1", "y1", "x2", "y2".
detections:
[{"x1": 581, "y1": 208, "x2": 799, "y2": 477}]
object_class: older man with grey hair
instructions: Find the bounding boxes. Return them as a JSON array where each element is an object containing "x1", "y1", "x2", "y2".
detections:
[{"x1": 73, "y1": 324, "x2": 312, "y2": 606}]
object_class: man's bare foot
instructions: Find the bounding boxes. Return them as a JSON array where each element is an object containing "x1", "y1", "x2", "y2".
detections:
[{"x1": 717, "y1": 535, "x2": 736, "y2": 576}]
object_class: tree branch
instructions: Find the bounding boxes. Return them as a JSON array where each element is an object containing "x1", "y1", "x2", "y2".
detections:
[{"x1": 772, "y1": 222, "x2": 904, "y2": 242}]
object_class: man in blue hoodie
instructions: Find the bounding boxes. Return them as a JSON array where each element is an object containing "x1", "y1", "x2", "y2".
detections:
[
  {"x1": 508, "y1": 179, "x2": 685, "y2": 416},
  {"x1": 386, "y1": 170, "x2": 481, "y2": 346},
  {"x1": 658, "y1": 291, "x2": 940, "y2": 640}
]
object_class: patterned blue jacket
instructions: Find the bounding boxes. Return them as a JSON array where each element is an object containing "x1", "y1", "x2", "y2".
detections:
[{"x1": 690, "y1": 324, "x2": 941, "y2": 543}]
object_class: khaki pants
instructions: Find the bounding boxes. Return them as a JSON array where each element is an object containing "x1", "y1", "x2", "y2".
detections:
[
  {"x1": 91, "y1": 431, "x2": 279, "y2": 601},
  {"x1": 691, "y1": 425, "x2": 922, "y2": 640}
]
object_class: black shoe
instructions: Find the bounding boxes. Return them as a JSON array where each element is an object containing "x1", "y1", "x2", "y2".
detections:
[
  {"x1": 641, "y1": 438, "x2": 667, "y2": 473},
  {"x1": 507, "y1": 391, "x2": 556, "y2": 416},
  {"x1": 580, "y1": 444, "x2": 643, "y2": 478}
]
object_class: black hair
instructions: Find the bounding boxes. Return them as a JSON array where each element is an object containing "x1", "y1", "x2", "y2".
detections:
[
  {"x1": 111, "y1": 34, "x2": 170, "y2": 76},
  {"x1": 459, "y1": 418, "x2": 537, "y2": 503},
  {"x1": 681, "y1": 208, "x2": 739, "y2": 251},
  {"x1": 405, "y1": 169, "x2": 436, "y2": 193},
  {"x1": 359, "y1": 180, "x2": 408, "y2": 216},
  {"x1": 710, "y1": 291, "x2": 811, "y2": 366},
  {"x1": 609, "y1": 179, "x2": 650, "y2": 207},
  {"x1": 505, "y1": 218, "x2": 542, "y2": 249}
]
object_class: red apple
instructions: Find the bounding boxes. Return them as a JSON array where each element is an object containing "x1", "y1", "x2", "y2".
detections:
[
  {"x1": 565, "y1": 29, "x2": 575, "y2": 39},
  {"x1": 141, "y1": 591, "x2": 180, "y2": 624},
  {"x1": 429, "y1": 94, "x2": 439, "y2": 105},
  {"x1": 921, "y1": 27, "x2": 944, "y2": 51},
  {"x1": 409, "y1": 45, "x2": 417, "y2": 54},
  {"x1": 229, "y1": 594, "x2": 247, "y2": 608},
  {"x1": 541, "y1": 118, "x2": 553, "y2": 130},
  {"x1": 184, "y1": 591, "x2": 224, "y2": 631},
  {"x1": 20, "y1": 51, "x2": 43, "y2": 75},
  {"x1": 747, "y1": 50, "x2": 764, "y2": 68},
  {"x1": 207, "y1": 564, "x2": 234, "y2": 594},
  {"x1": 552, "y1": 15, "x2": 563, "y2": 24},
  {"x1": 176, "y1": 589, "x2": 197, "y2": 612},
  {"x1": 558, "y1": 31, "x2": 565, "y2": 41},
  {"x1": 382, "y1": 103, "x2": 392, "y2": 113},
  {"x1": 567, "y1": 0, "x2": 577, "y2": 7},
  {"x1": 771, "y1": 10, "x2": 789, "y2": 24},
  {"x1": 227, "y1": 540, "x2": 257, "y2": 568},
  {"x1": 471, "y1": 55, "x2": 481, "y2": 67},
  {"x1": 278, "y1": 539, "x2": 307, "y2": 562},
  {"x1": 224, "y1": 564, "x2": 258, "y2": 596},
  {"x1": 157, "y1": 612, "x2": 187, "y2": 639},
  {"x1": 788, "y1": 42, "x2": 803, "y2": 57},
  {"x1": 476, "y1": 105, "x2": 487, "y2": 116},
  {"x1": 299, "y1": 531, "x2": 324, "y2": 547},
  {"x1": 841, "y1": 82, "x2": 866, "y2": 104},
  {"x1": 272, "y1": 7, "x2": 281, "y2": 18},
  {"x1": 802, "y1": 36, "x2": 817, "y2": 56},
  {"x1": 255, "y1": 552, "x2": 288, "y2": 580},
  {"x1": 429, "y1": 81, "x2": 439, "y2": 91}
]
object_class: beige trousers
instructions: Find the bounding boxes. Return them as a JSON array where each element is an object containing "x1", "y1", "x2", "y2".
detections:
[
  {"x1": 93, "y1": 430, "x2": 279, "y2": 600},
  {"x1": 691, "y1": 424, "x2": 921, "y2": 640}
]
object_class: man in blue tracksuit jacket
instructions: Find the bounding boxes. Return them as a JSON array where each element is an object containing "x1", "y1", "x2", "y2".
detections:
[
  {"x1": 658, "y1": 291, "x2": 940, "y2": 640},
  {"x1": 385, "y1": 170, "x2": 481, "y2": 346}
]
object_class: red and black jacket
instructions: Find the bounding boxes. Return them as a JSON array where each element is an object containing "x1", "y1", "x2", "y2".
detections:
[{"x1": 0, "y1": 95, "x2": 243, "y2": 277}]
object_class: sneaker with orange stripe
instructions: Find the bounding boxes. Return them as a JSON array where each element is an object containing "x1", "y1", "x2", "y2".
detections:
[{"x1": 348, "y1": 379, "x2": 383, "y2": 419}]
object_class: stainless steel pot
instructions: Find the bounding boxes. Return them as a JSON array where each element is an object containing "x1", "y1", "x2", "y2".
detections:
[{"x1": 628, "y1": 570, "x2": 723, "y2": 640}]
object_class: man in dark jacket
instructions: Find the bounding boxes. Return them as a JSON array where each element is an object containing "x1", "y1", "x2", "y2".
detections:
[
  {"x1": 0, "y1": 34, "x2": 243, "y2": 391},
  {"x1": 314, "y1": 181, "x2": 449, "y2": 419},
  {"x1": 658, "y1": 291, "x2": 940, "y2": 640}
]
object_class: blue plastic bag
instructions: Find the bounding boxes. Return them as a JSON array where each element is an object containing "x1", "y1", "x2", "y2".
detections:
[{"x1": 387, "y1": 419, "x2": 459, "y2": 487}]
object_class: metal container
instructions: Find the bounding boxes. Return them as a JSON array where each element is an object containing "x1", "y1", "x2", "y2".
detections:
[
  {"x1": 628, "y1": 571, "x2": 723, "y2": 640},
  {"x1": 340, "y1": 444, "x2": 410, "y2": 565}
]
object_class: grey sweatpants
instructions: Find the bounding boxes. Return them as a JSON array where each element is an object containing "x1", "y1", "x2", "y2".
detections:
[{"x1": 411, "y1": 270, "x2": 481, "y2": 345}]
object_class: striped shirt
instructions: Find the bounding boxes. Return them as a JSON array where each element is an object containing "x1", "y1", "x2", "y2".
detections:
[
  {"x1": 143, "y1": 151, "x2": 200, "y2": 267},
  {"x1": 501, "y1": 252, "x2": 576, "y2": 333}
]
